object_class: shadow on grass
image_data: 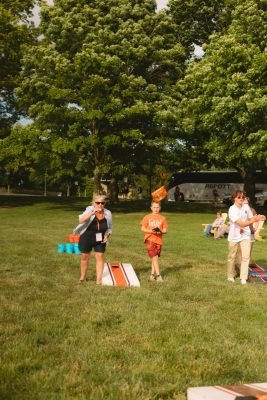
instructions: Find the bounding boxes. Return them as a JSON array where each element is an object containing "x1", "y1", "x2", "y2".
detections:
[
  {"x1": 1, "y1": 195, "x2": 266, "y2": 215},
  {"x1": 136, "y1": 264, "x2": 193, "y2": 279},
  {"x1": 162, "y1": 263, "x2": 193, "y2": 277},
  {"x1": 0, "y1": 195, "x2": 232, "y2": 214}
]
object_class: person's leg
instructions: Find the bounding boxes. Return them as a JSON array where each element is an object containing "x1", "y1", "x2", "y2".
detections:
[
  {"x1": 151, "y1": 260, "x2": 155, "y2": 275},
  {"x1": 215, "y1": 226, "x2": 225, "y2": 239},
  {"x1": 237, "y1": 243, "x2": 242, "y2": 264},
  {"x1": 239, "y1": 239, "x2": 251, "y2": 281},
  {"x1": 152, "y1": 255, "x2": 164, "y2": 281},
  {"x1": 80, "y1": 252, "x2": 90, "y2": 281},
  {"x1": 151, "y1": 255, "x2": 160, "y2": 276},
  {"x1": 250, "y1": 241, "x2": 254, "y2": 265},
  {"x1": 204, "y1": 224, "x2": 212, "y2": 237},
  {"x1": 95, "y1": 252, "x2": 105, "y2": 284},
  {"x1": 227, "y1": 242, "x2": 238, "y2": 280}
]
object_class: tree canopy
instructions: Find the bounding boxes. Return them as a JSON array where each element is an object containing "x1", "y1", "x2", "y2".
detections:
[
  {"x1": 0, "y1": 0, "x2": 35, "y2": 138},
  {"x1": 1, "y1": 0, "x2": 266, "y2": 198},
  {"x1": 177, "y1": 0, "x2": 267, "y2": 198},
  {"x1": 12, "y1": 0, "x2": 187, "y2": 196}
]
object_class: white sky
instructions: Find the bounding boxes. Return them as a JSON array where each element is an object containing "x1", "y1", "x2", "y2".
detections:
[{"x1": 157, "y1": 0, "x2": 168, "y2": 10}]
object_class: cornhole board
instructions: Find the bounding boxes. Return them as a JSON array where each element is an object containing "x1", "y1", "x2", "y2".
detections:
[
  {"x1": 248, "y1": 263, "x2": 267, "y2": 283},
  {"x1": 102, "y1": 262, "x2": 140, "y2": 287},
  {"x1": 187, "y1": 383, "x2": 267, "y2": 400}
]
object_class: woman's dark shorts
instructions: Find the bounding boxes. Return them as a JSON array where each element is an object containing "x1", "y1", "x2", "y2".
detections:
[{"x1": 79, "y1": 233, "x2": 106, "y2": 254}]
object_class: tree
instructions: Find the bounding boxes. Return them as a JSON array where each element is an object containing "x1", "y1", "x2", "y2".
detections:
[
  {"x1": 0, "y1": 0, "x2": 35, "y2": 138},
  {"x1": 177, "y1": 0, "x2": 267, "y2": 200},
  {"x1": 168, "y1": 0, "x2": 236, "y2": 50},
  {"x1": 0, "y1": 0, "x2": 36, "y2": 190},
  {"x1": 16, "y1": 0, "x2": 187, "y2": 198},
  {"x1": 0, "y1": 121, "x2": 90, "y2": 195}
]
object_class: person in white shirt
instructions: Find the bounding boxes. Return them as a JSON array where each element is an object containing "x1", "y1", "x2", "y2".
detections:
[{"x1": 227, "y1": 190, "x2": 265, "y2": 284}]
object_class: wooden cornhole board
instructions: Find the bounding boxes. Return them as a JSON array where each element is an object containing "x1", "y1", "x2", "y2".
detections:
[
  {"x1": 187, "y1": 383, "x2": 267, "y2": 400},
  {"x1": 102, "y1": 262, "x2": 140, "y2": 287}
]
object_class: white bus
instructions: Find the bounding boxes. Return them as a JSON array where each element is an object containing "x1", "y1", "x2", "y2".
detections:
[{"x1": 168, "y1": 171, "x2": 267, "y2": 202}]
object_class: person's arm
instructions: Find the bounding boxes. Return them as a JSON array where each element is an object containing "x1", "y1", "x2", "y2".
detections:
[
  {"x1": 235, "y1": 214, "x2": 265, "y2": 227},
  {"x1": 79, "y1": 207, "x2": 96, "y2": 223},
  {"x1": 103, "y1": 231, "x2": 110, "y2": 243},
  {"x1": 160, "y1": 218, "x2": 168, "y2": 234},
  {"x1": 141, "y1": 225, "x2": 154, "y2": 234},
  {"x1": 103, "y1": 211, "x2": 112, "y2": 241}
]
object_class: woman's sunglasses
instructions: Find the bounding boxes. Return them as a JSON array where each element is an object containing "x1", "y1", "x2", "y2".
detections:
[
  {"x1": 236, "y1": 196, "x2": 245, "y2": 199},
  {"x1": 95, "y1": 201, "x2": 105, "y2": 205}
]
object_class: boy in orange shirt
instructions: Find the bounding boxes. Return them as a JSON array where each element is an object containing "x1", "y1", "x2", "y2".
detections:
[{"x1": 140, "y1": 201, "x2": 168, "y2": 282}]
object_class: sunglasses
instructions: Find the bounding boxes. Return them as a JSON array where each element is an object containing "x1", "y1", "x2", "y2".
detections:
[
  {"x1": 95, "y1": 201, "x2": 105, "y2": 205},
  {"x1": 236, "y1": 196, "x2": 245, "y2": 199}
]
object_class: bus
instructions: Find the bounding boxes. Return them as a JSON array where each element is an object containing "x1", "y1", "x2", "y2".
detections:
[{"x1": 168, "y1": 171, "x2": 267, "y2": 202}]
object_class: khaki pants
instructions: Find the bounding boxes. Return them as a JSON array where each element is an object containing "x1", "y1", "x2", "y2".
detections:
[{"x1": 227, "y1": 239, "x2": 251, "y2": 280}]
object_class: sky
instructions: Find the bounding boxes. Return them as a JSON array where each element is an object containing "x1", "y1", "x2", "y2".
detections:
[{"x1": 157, "y1": 0, "x2": 168, "y2": 10}]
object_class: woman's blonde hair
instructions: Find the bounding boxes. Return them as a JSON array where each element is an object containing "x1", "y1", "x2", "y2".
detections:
[{"x1": 92, "y1": 194, "x2": 106, "y2": 204}]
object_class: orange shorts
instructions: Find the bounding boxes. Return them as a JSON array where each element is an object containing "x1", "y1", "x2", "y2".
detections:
[{"x1": 145, "y1": 240, "x2": 162, "y2": 258}]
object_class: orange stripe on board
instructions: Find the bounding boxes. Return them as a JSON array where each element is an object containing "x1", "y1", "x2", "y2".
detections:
[
  {"x1": 214, "y1": 386, "x2": 240, "y2": 396},
  {"x1": 111, "y1": 263, "x2": 128, "y2": 287},
  {"x1": 245, "y1": 384, "x2": 267, "y2": 397},
  {"x1": 223, "y1": 385, "x2": 267, "y2": 397}
]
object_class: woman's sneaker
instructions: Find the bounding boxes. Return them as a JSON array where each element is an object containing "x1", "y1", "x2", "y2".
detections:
[
  {"x1": 149, "y1": 274, "x2": 156, "y2": 281},
  {"x1": 227, "y1": 277, "x2": 235, "y2": 283},
  {"x1": 155, "y1": 275, "x2": 163, "y2": 282}
]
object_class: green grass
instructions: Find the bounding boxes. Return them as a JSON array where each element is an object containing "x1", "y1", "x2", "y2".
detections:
[{"x1": 0, "y1": 197, "x2": 267, "y2": 400}]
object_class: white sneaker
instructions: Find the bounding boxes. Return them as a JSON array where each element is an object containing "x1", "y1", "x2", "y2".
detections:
[
  {"x1": 227, "y1": 277, "x2": 235, "y2": 283},
  {"x1": 240, "y1": 279, "x2": 247, "y2": 285}
]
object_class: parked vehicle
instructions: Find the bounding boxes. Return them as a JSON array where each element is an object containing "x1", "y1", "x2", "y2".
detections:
[
  {"x1": 256, "y1": 191, "x2": 267, "y2": 207},
  {"x1": 222, "y1": 194, "x2": 232, "y2": 206},
  {"x1": 223, "y1": 191, "x2": 267, "y2": 207},
  {"x1": 168, "y1": 171, "x2": 267, "y2": 202}
]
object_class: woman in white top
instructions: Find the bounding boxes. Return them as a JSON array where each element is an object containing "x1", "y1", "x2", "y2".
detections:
[{"x1": 227, "y1": 190, "x2": 265, "y2": 284}]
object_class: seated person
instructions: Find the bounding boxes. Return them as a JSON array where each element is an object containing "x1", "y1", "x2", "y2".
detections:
[
  {"x1": 214, "y1": 223, "x2": 230, "y2": 239},
  {"x1": 204, "y1": 211, "x2": 224, "y2": 237}
]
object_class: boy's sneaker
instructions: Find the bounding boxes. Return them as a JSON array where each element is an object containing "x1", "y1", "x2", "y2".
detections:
[
  {"x1": 240, "y1": 279, "x2": 247, "y2": 285},
  {"x1": 155, "y1": 275, "x2": 163, "y2": 282},
  {"x1": 149, "y1": 274, "x2": 156, "y2": 281}
]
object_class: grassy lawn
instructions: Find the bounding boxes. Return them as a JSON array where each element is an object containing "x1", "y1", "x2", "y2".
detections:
[{"x1": 0, "y1": 197, "x2": 266, "y2": 400}]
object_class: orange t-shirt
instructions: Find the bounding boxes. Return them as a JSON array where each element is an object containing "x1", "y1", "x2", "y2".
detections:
[{"x1": 140, "y1": 213, "x2": 168, "y2": 245}]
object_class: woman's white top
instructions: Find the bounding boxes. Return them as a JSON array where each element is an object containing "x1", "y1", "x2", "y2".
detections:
[
  {"x1": 228, "y1": 203, "x2": 253, "y2": 242},
  {"x1": 73, "y1": 206, "x2": 112, "y2": 236}
]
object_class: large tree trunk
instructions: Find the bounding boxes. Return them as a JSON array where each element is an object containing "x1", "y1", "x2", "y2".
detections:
[
  {"x1": 240, "y1": 169, "x2": 256, "y2": 205},
  {"x1": 66, "y1": 183, "x2": 70, "y2": 197},
  {"x1": 93, "y1": 165, "x2": 104, "y2": 197},
  {"x1": 108, "y1": 176, "x2": 119, "y2": 204},
  {"x1": 92, "y1": 126, "x2": 105, "y2": 197}
]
